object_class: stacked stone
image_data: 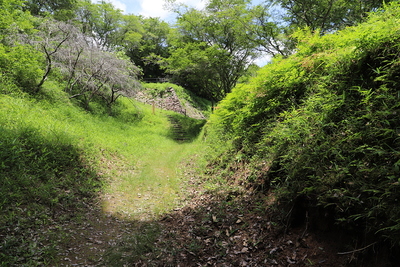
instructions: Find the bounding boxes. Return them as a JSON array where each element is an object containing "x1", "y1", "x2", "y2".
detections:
[{"x1": 163, "y1": 87, "x2": 185, "y2": 115}]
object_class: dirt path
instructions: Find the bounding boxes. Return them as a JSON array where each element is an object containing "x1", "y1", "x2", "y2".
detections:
[
  {"x1": 56, "y1": 163, "x2": 355, "y2": 266},
  {"x1": 56, "y1": 208, "x2": 135, "y2": 266},
  {"x1": 56, "y1": 118, "x2": 192, "y2": 266},
  {"x1": 55, "y1": 118, "x2": 356, "y2": 266}
]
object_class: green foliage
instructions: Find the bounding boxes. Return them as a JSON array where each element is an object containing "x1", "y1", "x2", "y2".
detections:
[
  {"x1": 0, "y1": 72, "x2": 22, "y2": 95},
  {"x1": 110, "y1": 97, "x2": 145, "y2": 122},
  {"x1": 0, "y1": 0, "x2": 35, "y2": 36},
  {"x1": 205, "y1": 2, "x2": 400, "y2": 245},
  {"x1": 89, "y1": 0, "x2": 123, "y2": 49},
  {"x1": 122, "y1": 15, "x2": 171, "y2": 79},
  {"x1": 164, "y1": 42, "x2": 230, "y2": 100},
  {"x1": 142, "y1": 82, "x2": 172, "y2": 98},
  {"x1": 167, "y1": 113, "x2": 207, "y2": 142},
  {"x1": 165, "y1": 0, "x2": 259, "y2": 100},
  {"x1": 0, "y1": 0, "x2": 42, "y2": 93},
  {"x1": 24, "y1": 0, "x2": 77, "y2": 20},
  {"x1": 0, "y1": 43, "x2": 43, "y2": 92}
]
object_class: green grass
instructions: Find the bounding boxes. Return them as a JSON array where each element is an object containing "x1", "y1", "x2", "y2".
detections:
[
  {"x1": 0, "y1": 81, "x2": 207, "y2": 265},
  {"x1": 101, "y1": 116, "x2": 202, "y2": 219}
]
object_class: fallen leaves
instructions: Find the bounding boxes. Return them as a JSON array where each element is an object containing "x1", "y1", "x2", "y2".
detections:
[
  {"x1": 4, "y1": 153, "x2": 351, "y2": 266},
  {"x1": 127, "y1": 186, "x2": 349, "y2": 267}
]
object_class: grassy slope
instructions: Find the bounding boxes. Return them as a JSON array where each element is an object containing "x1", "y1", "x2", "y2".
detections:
[
  {"x1": 0, "y1": 82, "x2": 206, "y2": 265},
  {"x1": 204, "y1": 2, "x2": 400, "y2": 253}
]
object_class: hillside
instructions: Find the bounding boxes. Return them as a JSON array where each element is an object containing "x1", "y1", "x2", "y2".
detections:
[
  {"x1": 0, "y1": 82, "x2": 207, "y2": 265},
  {"x1": 204, "y1": 2, "x2": 400, "y2": 264}
]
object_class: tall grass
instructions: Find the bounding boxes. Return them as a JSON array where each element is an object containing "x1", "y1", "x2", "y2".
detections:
[{"x1": 0, "y1": 81, "x2": 207, "y2": 265}]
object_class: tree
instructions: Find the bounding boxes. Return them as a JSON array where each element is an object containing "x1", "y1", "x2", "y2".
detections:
[
  {"x1": 19, "y1": 17, "x2": 140, "y2": 108},
  {"x1": 75, "y1": 0, "x2": 123, "y2": 51},
  {"x1": 74, "y1": 0, "x2": 96, "y2": 35},
  {"x1": 98, "y1": 52, "x2": 141, "y2": 108},
  {"x1": 165, "y1": 0, "x2": 259, "y2": 100},
  {"x1": 24, "y1": 0, "x2": 77, "y2": 20},
  {"x1": 166, "y1": 42, "x2": 229, "y2": 100},
  {"x1": 49, "y1": 23, "x2": 140, "y2": 110},
  {"x1": 0, "y1": 0, "x2": 43, "y2": 92},
  {"x1": 272, "y1": 0, "x2": 392, "y2": 34},
  {"x1": 0, "y1": 0, "x2": 32, "y2": 34},
  {"x1": 240, "y1": 0, "x2": 393, "y2": 59},
  {"x1": 247, "y1": 3, "x2": 294, "y2": 57},
  {"x1": 30, "y1": 20, "x2": 75, "y2": 93},
  {"x1": 62, "y1": 48, "x2": 140, "y2": 110},
  {"x1": 121, "y1": 15, "x2": 171, "y2": 79}
]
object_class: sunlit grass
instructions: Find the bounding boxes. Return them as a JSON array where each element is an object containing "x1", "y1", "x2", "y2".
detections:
[
  {"x1": 99, "y1": 107, "x2": 203, "y2": 220},
  {"x1": 0, "y1": 82, "x2": 207, "y2": 265}
]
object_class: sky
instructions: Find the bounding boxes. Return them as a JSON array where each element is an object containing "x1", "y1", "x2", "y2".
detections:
[
  {"x1": 100, "y1": 0, "x2": 265, "y2": 23},
  {"x1": 101, "y1": 0, "x2": 204, "y2": 22}
]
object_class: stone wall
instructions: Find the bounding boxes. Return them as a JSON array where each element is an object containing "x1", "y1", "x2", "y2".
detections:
[
  {"x1": 134, "y1": 87, "x2": 206, "y2": 119},
  {"x1": 134, "y1": 87, "x2": 185, "y2": 115}
]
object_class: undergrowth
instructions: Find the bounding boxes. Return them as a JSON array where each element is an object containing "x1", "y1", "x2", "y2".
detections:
[
  {"x1": 204, "y1": 2, "x2": 400, "y2": 256},
  {"x1": 0, "y1": 92, "x2": 102, "y2": 265}
]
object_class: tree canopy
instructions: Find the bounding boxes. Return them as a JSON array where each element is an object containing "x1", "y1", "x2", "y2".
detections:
[
  {"x1": 164, "y1": 0, "x2": 260, "y2": 100},
  {"x1": 1, "y1": 0, "x2": 394, "y2": 101},
  {"x1": 274, "y1": 0, "x2": 391, "y2": 34},
  {"x1": 122, "y1": 15, "x2": 171, "y2": 79}
]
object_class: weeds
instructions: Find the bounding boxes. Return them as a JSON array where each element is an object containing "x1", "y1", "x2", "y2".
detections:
[{"x1": 204, "y1": 2, "x2": 400, "y2": 249}]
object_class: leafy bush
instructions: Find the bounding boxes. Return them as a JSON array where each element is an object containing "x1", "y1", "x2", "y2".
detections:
[
  {"x1": 205, "y1": 2, "x2": 400, "y2": 246},
  {"x1": 0, "y1": 43, "x2": 43, "y2": 92}
]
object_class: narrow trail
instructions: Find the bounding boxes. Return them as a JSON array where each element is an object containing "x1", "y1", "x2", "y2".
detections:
[
  {"x1": 55, "y1": 114, "x2": 352, "y2": 266},
  {"x1": 57, "y1": 114, "x2": 193, "y2": 266}
]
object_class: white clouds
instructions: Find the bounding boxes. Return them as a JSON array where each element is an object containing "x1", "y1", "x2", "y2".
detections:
[
  {"x1": 183, "y1": 0, "x2": 206, "y2": 10},
  {"x1": 138, "y1": 0, "x2": 170, "y2": 18},
  {"x1": 109, "y1": 0, "x2": 127, "y2": 12}
]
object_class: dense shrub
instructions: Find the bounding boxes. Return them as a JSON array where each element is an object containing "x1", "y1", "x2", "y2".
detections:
[
  {"x1": 205, "y1": 2, "x2": 400, "y2": 245},
  {"x1": 0, "y1": 43, "x2": 43, "y2": 92}
]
